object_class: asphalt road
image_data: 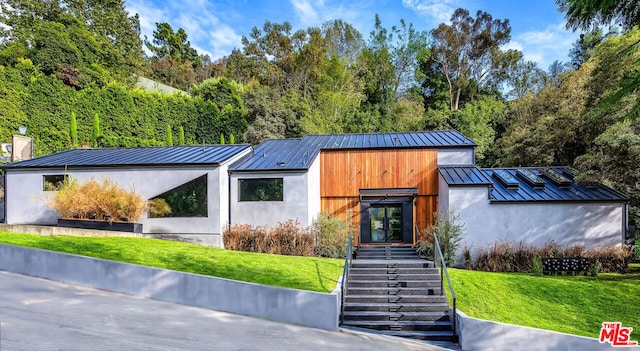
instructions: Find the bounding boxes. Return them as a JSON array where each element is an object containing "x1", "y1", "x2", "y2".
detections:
[{"x1": 0, "y1": 271, "x2": 449, "y2": 351}]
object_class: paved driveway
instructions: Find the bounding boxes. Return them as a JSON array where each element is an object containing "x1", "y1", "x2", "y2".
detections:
[{"x1": 0, "y1": 271, "x2": 450, "y2": 351}]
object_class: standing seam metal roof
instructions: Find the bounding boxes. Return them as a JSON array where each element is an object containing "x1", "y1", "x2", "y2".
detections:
[
  {"x1": 3, "y1": 144, "x2": 252, "y2": 169},
  {"x1": 439, "y1": 166, "x2": 628, "y2": 202},
  {"x1": 230, "y1": 130, "x2": 475, "y2": 172}
]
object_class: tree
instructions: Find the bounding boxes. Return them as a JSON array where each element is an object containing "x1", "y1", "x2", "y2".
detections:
[
  {"x1": 166, "y1": 124, "x2": 173, "y2": 146},
  {"x1": 569, "y1": 28, "x2": 611, "y2": 69},
  {"x1": 191, "y1": 77, "x2": 244, "y2": 110},
  {"x1": 504, "y1": 59, "x2": 545, "y2": 99},
  {"x1": 220, "y1": 134, "x2": 225, "y2": 144},
  {"x1": 178, "y1": 126, "x2": 185, "y2": 146},
  {"x1": 556, "y1": 0, "x2": 640, "y2": 32},
  {"x1": 70, "y1": 111, "x2": 78, "y2": 147},
  {"x1": 92, "y1": 113, "x2": 100, "y2": 147},
  {"x1": 427, "y1": 8, "x2": 515, "y2": 110},
  {"x1": 229, "y1": 134, "x2": 235, "y2": 144},
  {"x1": 145, "y1": 22, "x2": 199, "y2": 65}
]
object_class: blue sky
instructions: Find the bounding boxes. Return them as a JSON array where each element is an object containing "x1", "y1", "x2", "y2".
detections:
[{"x1": 126, "y1": 0, "x2": 581, "y2": 70}]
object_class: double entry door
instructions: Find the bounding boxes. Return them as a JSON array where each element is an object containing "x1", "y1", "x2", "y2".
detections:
[
  {"x1": 359, "y1": 196, "x2": 413, "y2": 244},
  {"x1": 369, "y1": 204, "x2": 402, "y2": 243}
]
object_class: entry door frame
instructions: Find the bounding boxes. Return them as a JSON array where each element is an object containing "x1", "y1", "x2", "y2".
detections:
[{"x1": 359, "y1": 194, "x2": 414, "y2": 244}]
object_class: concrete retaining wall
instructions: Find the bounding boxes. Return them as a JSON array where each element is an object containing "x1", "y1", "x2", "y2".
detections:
[
  {"x1": 457, "y1": 311, "x2": 640, "y2": 351},
  {"x1": 0, "y1": 243, "x2": 340, "y2": 330}
]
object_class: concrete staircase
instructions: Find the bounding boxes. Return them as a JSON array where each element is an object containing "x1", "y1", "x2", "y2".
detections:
[{"x1": 341, "y1": 245, "x2": 457, "y2": 345}]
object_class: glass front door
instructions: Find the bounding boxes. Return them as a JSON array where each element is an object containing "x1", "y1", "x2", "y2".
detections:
[{"x1": 370, "y1": 204, "x2": 403, "y2": 243}]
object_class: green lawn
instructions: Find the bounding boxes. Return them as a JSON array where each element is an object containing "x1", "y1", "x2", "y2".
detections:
[
  {"x1": 0, "y1": 232, "x2": 344, "y2": 293},
  {"x1": 449, "y1": 266, "x2": 640, "y2": 338}
]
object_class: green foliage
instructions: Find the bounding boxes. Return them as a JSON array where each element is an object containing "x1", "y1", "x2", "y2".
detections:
[
  {"x1": 69, "y1": 112, "x2": 78, "y2": 147},
  {"x1": 416, "y1": 210, "x2": 465, "y2": 266},
  {"x1": 313, "y1": 211, "x2": 353, "y2": 258},
  {"x1": 531, "y1": 257, "x2": 543, "y2": 277},
  {"x1": 0, "y1": 64, "x2": 248, "y2": 155},
  {"x1": 229, "y1": 133, "x2": 235, "y2": 144},
  {"x1": 557, "y1": 0, "x2": 640, "y2": 31},
  {"x1": 91, "y1": 113, "x2": 100, "y2": 147},
  {"x1": 191, "y1": 77, "x2": 244, "y2": 109},
  {"x1": 220, "y1": 134, "x2": 225, "y2": 145},
  {"x1": 166, "y1": 124, "x2": 173, "y2": 146},
  {"x1": 0, "y1": 233, "x2": 343, "y2": 293}
]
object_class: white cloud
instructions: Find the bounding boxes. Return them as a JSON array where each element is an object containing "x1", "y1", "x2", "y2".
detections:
[
  {"x1": 291, "y1": 0, "x2": 320, "y2": 26},
  {"x1": 288, "y1": 0, "x2": 368, "y2": 30},
  {"x1": 511, "y1": 23, "x2": 578, "y2": 69},
  {"x1": 401, "y1": 0, "x2": 458, "y2": 23}
]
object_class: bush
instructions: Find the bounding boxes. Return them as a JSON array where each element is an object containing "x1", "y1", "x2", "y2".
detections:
[
  {"x1": 415, "y1": 210, "x2": 465, "y2": 266},
  {"x1": 314, "y1": 211, "x2": 352, "y2": 258},
  {"x1": 469, "y1": 240, "x2": 633, "y2": 274},
  {"x1": 47, "y1": 177, "x2": 147, "y2": 223},
  {"x1": 223, "y1": 220, "x2": 316, "y2": 257}
]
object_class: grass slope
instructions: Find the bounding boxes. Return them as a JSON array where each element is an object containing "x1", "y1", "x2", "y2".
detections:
[
  {"x1": 449, "y1": 267, "x2": 640, "y2": 338},
  {"x1": 0, "y1": 233, "x2": 343, "y2": 293}
]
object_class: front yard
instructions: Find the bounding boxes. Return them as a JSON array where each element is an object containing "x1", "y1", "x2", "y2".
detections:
[
  {"x1": 449, "y1": 266, "x2": 640, "y2": 338},
  {"x1": 0, "y1": 232, "x2": 344, "y2": 293}
]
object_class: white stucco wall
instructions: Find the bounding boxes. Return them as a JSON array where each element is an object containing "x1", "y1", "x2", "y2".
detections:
[
  {"x1": 6, "y1": 167, "x2": 220, "y2": 233},
  {"x1": 437, "y1": 148, "x2": 475, "y2": 166},
  {"x1": 230, "y1": 170, "x2": 314, "y2": 228},
  {"x1": 449, "y1": 186, "x2": 625, "y2": 251},
  {"x1": 306, "y1": 156, "x2": 321, "y2": 225},
  {"x1": 438, "y1": 173, "x2": 450, "y2": 216}
]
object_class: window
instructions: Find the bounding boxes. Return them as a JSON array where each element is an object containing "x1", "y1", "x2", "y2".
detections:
[
  {"x1": 149, "y1": 175, "x2": 208, "y2": 218},
  {"x1": 239, "y1": 178, "x2": 283, "y2": 201},
  {"x1": 43, "y1": 175, "x2": 68, "y2": 191}
]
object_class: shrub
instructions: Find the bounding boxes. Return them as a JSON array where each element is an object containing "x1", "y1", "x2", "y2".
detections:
[
  {"x1": 314, "y1": 211, "x2": 352, "y2": 258},
  {"x1": 469, "y1": 239, "x2": 633, "y2": 274},
  {"x1": 47, "y1": 177, "x2": 147, "y2": 223},
  {"x1": 416, "y1": 210, "x2": 465, "y2": 266},
  {"x1": 223, "y1": 220, "x2": 316, "y2": 257}
]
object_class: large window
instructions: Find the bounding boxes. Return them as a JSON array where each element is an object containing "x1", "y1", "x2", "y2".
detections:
[
  {"x1": 149, "y1": 174, "x2": 208, "y2": 218},
  {"x1": 238, "y1": 178, "x2": 283, "y2": 201},
  {"x1": 43, "y1": 175, "x2": 68, "y2": 191}
]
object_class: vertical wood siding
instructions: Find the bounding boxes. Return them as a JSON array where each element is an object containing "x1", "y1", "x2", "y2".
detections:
[{"x1": 320, "y1": 148, "x2": 438, "y2": 244}]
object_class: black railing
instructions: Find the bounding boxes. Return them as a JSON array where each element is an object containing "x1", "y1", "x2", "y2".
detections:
[
  {"x1": 432, "y1": 230, "x2": 458, "y2": 340},
  {"x1": 339, "y1": 234, "x2": 354, "y2": 324}
]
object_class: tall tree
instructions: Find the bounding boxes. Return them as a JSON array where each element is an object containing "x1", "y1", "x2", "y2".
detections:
[
  {"x1": 504, "y1": 59, "x2": 545, "y2": 99},
  {"x1": 178, "y1": 126, "x2": 185, "y2": 146},
  {"x1": 166, "y1": 124, "x2": 173, "y2": 146},
  {"x1": 70, "y1": 111, "x2": 78, "y2": 147},
  {"x1": 568, "y1": 28, "x2": 611, "y2": 69},
  {"x1": 92, "y1": 113, "x2": 100, "y2": 147},
  {"x1": 145, "y1": 22, "x2": 199, "y2": 65},
  {"x1": 427, "y1": 8, "x2": 515, "y2": 110},
  {"x1": 557, "y1": 0, "x2": 640, "y2": 32}
]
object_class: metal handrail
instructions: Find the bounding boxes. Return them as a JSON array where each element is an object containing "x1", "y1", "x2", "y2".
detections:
[
  {"x1": 339, "y1": 233, "x2": 354, "y2": 324},
  {"x1": 432, "y1": 229, "x2": 458, "y2": 340}
]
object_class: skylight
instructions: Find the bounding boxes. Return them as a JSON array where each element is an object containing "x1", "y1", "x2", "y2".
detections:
[
  {"x1": 542, "y1": 168, "x2": 572, "y2": 187},
  {"x1": 492, "y1": 169, "x2": 519, "y2": 190},
  {"x1": 516, "y1": 169, "x2": 545, "y2": 189}
]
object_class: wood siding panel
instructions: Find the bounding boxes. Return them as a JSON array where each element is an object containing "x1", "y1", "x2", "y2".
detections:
[{"x1": 320, "y1": 149, "x2": 439, "y2": 244}]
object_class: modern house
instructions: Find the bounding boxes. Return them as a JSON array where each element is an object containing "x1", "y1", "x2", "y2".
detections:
[{"x1": 2, "y1": 130, "x2": 630, "y2": 250}]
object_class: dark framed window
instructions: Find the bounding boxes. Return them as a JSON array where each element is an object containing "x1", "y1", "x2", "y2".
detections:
[
  {"x1": 43, "y1": 175, "x2": 68, "y2": 191},
  {"x1": 149, "y1": 174, "x2": 208, "y2": 218},
  {"x1": 238, "y1": 178, "x2": 283, "y2": 201}
]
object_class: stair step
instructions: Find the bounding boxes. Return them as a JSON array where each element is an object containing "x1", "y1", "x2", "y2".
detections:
[
  {"x1": 371, "y1": 330, "x2": 455, "y2": 342},
  {"x1": 351, "y1": 262, "x2": 432, "y2": 269},
  {"x1": 341, "y1": 320, "x2": 453, "y2": 331},
  {"x1": 349, "y1": 273, "x2": 440, "y2": 281},
  {"x1": 347, "y1": 287, "x2": 442, "y2": 296},
  {"x1": 344, "y1": 302, "x2": 450, "y2": 312},
  {"x1": 349, "y1": 267, "x2": 438, "y2": 275},
  {"x1": 342, "y1": 311, "x2": 451, "y2": 322},
  {"x1": 344, "y1": 295, "x2": 447, "y2": 304},
  {"x1": 348, "y1": 280, "x2": 441, "y2": 288}
]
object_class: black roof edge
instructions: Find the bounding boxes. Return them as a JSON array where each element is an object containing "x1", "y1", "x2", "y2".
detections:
[
  {"x1": 3, "y1": 162, "x2": 222, "y2": 171},
  {"x1": 489, "y1": 199, "x2": 628, "y2": 204},
  {"x1": 228, "y1": 168, "x2": 310, "y2": 174}
]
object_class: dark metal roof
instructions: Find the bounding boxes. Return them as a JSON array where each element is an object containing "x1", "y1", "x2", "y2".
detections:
[
  {"x1": 439, "y1": 166, "x2": 628, "y2": 203},
  {"x1": 4, "y1": 145, "x2": 252, "y2": 169},
  {"x1": 230, "y1": 131, "x2": 475, "y2": 172}
]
